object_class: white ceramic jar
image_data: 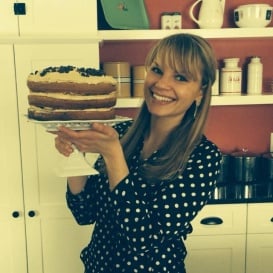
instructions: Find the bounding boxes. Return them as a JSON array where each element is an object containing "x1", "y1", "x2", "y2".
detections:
[
  {"x1": 220, "y1": 58, "x2": 242, "y2": 96},
  {"x1": 247, "y1": 56, "x2": 263, "y2": 95}
]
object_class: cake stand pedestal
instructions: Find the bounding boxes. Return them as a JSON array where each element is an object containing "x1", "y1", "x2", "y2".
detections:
[
  {"x1": 26, "y1": 116, "x2": 131, "y2": 177},
  {"x1": 54, "y1": 146, "x2": 99, "y2": 177}
]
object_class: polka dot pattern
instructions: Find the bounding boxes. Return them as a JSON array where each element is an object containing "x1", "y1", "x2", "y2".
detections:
[{"x1": 66, "y1": 121, "x2": 221, "y2": 273}]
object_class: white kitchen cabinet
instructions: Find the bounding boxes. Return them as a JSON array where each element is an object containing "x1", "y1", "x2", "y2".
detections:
[
  {"x1": 14, "y1": 43, "x2": 99, "y2": 273},
  {"x1": 246, "y1": 203, "x2": 273, "y2": 273},
  {"x1": 185, "y1": 204, "x2": 247, "y2": 273},
  {"x1": 0, "y1": 0, "x2": 97, "y2": 36},
  {"x1": 0, "y1": 1, "x2": 18, "y2": 35},
  {"x1": 0, "y1": 45, "x2": 27, "y2": 273}
]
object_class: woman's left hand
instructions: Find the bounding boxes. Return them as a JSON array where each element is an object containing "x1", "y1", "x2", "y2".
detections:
[
  {"x1": 55, "y1": 122, "x2": 129, "y2": 189},
  {"x1": 55, "y1": 122, "x2": 120, "y2": 157}
]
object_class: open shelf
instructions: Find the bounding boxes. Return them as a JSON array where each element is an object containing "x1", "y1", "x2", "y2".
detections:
[
  {"x1": 99, "y1": 27, "x2": 273, "y2": 41},
  {"x1": 116, "y1": 94, "x2": 273, "y2": 108}
]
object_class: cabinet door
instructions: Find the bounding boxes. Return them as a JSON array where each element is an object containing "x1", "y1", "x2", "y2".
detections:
[
  {"x1": 246, "y1": 234, "x2": 273, "y2": 273},
  {"x1": 0, "y1": 45, "x2": 27, "y2": 273},
  {"x1": 18, "y1": 0, "x2": 97, "y2": 35},
  {"x1": 0, "y1": 1, "x2": 18, "y2": 35},
  {"x1": 189, "y1": 204, "x2": 247, "y2": 236},
  {"x1": 15, "y1": 43, "x2": 99, "y2": 273},
  {"x1": 185, "y1": 234, "x2": 246, "y2": 273},
  {"x1": 247, "y1": 203, "x2": 273, "y2": 234}
]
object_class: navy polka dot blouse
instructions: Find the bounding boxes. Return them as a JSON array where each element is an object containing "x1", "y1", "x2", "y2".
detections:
[{"x1": 66, "y1": 120, "x2": 221, "y2": 273}]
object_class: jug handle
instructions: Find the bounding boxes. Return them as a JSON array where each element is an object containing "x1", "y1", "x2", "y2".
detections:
[{"x1": 189, "y1": 0, "x2": 202, "y2": 25}]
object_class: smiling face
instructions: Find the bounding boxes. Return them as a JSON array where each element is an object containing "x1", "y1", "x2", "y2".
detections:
[{"x1": 144, "y1": 58, "x2": 203, "y2": 124}]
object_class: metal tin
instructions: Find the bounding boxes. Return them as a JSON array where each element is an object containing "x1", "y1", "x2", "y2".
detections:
[
  {"x1": 103, "y1": 62, "x2": 131, "y2": 98},
  {"x1": 132, "y1": 65, "x2": 146, "y2": 97},
  {"x1": 230, "y1": 151, "x2": 261, "y2": 183}
]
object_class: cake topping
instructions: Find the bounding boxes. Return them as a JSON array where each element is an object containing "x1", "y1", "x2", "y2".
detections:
[{"x1": 32, "y1": 65, "x2": 105, "y2": 77}]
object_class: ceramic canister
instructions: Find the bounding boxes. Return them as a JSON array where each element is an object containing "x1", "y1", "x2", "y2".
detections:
[
  {"x1": 132, "y1": 65, "x2": 146, "y2": 97},
  {"x1": 103, "y1": 62, "x2": 131, "y2": 98},
  {"x1": 220, "y1": 58, "x2": 242, "y2": 96}
]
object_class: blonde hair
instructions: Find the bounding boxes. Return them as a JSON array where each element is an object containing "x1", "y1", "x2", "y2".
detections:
[{"x1": 121, "y1": 33, "x2": 217, "y2": 182}]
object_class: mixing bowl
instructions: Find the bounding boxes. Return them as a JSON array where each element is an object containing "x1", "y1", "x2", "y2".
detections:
[{"x1": 234, "y1": 4, "x2": 273, "y2": 28}]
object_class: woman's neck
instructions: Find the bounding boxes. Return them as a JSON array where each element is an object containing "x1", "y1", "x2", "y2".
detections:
[{"x1": 141, "y1": 116, "x2": 181, "y2": 159}]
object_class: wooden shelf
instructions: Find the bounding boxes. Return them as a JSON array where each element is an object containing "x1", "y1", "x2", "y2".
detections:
[
  {"x1": 98, "y1": 28, "x2": 273, "y2": 41},
  {"x1": 116, "y1": 94, "x2": 273, "y2": 108},
  {"x1": 1, "y1": 27, "x2": 272, "y2": 43}
]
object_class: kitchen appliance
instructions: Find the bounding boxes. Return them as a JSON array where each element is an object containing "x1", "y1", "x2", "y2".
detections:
[
  {"x1": 234, "y1": 4, "x2": 273, "y2": 28},
  {"x1": 99, "y1": 0, "x2": 150, "y2": 29},
  {"x1": 189, "y1": 0, "x2": 225, "y2": 29}
]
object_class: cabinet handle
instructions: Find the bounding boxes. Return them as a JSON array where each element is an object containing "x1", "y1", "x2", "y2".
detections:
[
  {"x1": 12, "y1": 211, "x2": 20, "y2": 218},
  {"x1": 270, "y1": 217, "x2": 273, "y2": 222},
  {"x1": 200, "y1": 217, "x2": 223, "y2": 225},
  {"x1": 13, "y1": 3, "x2": 26, "y2": 15},
  {"x1": 28, "y1": 210, "x2": 36, "y2": 217}
]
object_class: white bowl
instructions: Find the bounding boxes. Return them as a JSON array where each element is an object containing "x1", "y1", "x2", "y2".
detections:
[{"x1": 234, "y1": 4, "x2": 273, "y2": 28}]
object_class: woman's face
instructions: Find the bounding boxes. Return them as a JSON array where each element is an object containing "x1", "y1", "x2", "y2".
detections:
[{"x1": 144, "y1": 58, "x2": 203, "y2": 123}]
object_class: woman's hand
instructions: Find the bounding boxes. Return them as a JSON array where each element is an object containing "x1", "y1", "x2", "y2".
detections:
[
  {"x1": 54, "y1": 123, "x2": 129, "y2": 190},
  {"x1": 55, "y1": 122, "x2": 119, "y2": 157}
]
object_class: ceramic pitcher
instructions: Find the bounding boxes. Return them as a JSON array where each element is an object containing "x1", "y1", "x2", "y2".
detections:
[{"x1": 189, "y1": 0, "x2": 225, "y2": 29}]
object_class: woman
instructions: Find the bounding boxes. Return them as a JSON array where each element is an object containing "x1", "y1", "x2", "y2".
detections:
[{"x1": 55, "y1": 33, "x2": 221, "y2": 273}]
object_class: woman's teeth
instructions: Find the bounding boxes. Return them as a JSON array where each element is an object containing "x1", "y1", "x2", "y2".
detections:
[{"x1": 153, "y1": 93, "x2": 173, "y2": 102}]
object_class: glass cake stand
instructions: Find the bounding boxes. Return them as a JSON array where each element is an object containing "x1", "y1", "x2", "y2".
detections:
[{"x1": 27, "y1": 116, "x2": 131, "y2": 177}]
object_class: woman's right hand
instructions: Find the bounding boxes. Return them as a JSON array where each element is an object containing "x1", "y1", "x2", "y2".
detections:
[{"x1": 54, "y1": 133, "x2": 74, "y2": 157}]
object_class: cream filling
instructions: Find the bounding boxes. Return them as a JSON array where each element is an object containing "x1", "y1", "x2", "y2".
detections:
[
  {"x1": 28, "y1": 70, "x2": 117, "y2": 85},
  {"x1": 29, "y1": 91, "x2": 117, "y2": 100},
  {"x1": 29, "y1": 106, "x2": 112, "y2": 112}
]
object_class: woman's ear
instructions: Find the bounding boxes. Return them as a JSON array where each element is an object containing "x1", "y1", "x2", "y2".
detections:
[{"x1": 195, "y1": 91, "x2": 203, "y2": 107}]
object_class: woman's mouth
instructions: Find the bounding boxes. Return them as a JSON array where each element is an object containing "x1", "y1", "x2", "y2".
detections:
[{"x1": 152, "y1": 92, "x2": 174, "y2": 102}]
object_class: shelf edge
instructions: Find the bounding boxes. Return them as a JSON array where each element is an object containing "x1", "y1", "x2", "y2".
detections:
[{"x1": 116, "y1": 95, "x2": 273, "y2": 108}]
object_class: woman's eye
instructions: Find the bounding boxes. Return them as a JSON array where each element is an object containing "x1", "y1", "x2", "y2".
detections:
[
  {"x1": 151, "y1": 66, "x2": 162, "y2": 75},
  {"x1": 175, "y1": 74, "x2": 188, "y2": 82}
]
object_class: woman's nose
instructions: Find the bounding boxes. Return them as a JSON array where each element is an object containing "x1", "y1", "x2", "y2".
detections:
[{"x1": 155, "y1": 74, "x2": 172, "y2": 89}]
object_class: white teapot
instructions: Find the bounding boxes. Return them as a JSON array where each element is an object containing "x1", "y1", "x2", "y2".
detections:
[{"x1": 189, "y1": 0, "x2": 225, "y2": 29}]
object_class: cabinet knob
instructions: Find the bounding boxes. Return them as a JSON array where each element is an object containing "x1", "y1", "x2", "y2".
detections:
[
  {"x1": 12, "y1": 211, "x2": 20, "y2": 218},
  {"x1": 13, "y1": 3, "x2": 26, "y2": 15},
  {"x1": 28, "y1": 210, "x2": 36, "y2": 217},
  {"x1": 200, "y1": 217, "x2": 223, "y2": 225},
  {"x1": 270, "y1": 217, "x2": 273, "y2": 223}
]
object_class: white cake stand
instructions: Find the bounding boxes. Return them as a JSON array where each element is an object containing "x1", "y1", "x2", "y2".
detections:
[{"x1": 27, "y1": 116, "x2": 131, "y2": 177}]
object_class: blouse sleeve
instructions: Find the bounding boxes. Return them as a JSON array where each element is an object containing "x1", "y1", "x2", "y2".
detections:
[
  {"x1": 110, "y1": 139, "x2": 221, "y2": 253},
  {"x1": 66, "y1": 120, "x2": 133, "y2": 225}
]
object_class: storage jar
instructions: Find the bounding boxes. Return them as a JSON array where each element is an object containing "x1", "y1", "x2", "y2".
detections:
[
  {"x1": 103, "y1": 62, "x2": 131, "y2": 98},
  {"x1": 220, "y1": 58, "x2": 242, "y2": 95},
  {"x1": 247, "y1": 56, "x2": 263, "y2": 95}
]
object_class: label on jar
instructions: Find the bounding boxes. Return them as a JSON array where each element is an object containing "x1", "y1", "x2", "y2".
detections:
[{"x1": 220, "y1": 70, "x2": 242, "y2": 95}]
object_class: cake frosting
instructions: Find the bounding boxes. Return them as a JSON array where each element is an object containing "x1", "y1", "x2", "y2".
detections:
[{"x1": 27, "y1": 65, "x2": 117, "y2": 121}]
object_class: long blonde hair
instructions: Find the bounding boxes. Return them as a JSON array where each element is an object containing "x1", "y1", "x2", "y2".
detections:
[{"x1": 121, "y1": 33, "x2": 217, "y2": 182}]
